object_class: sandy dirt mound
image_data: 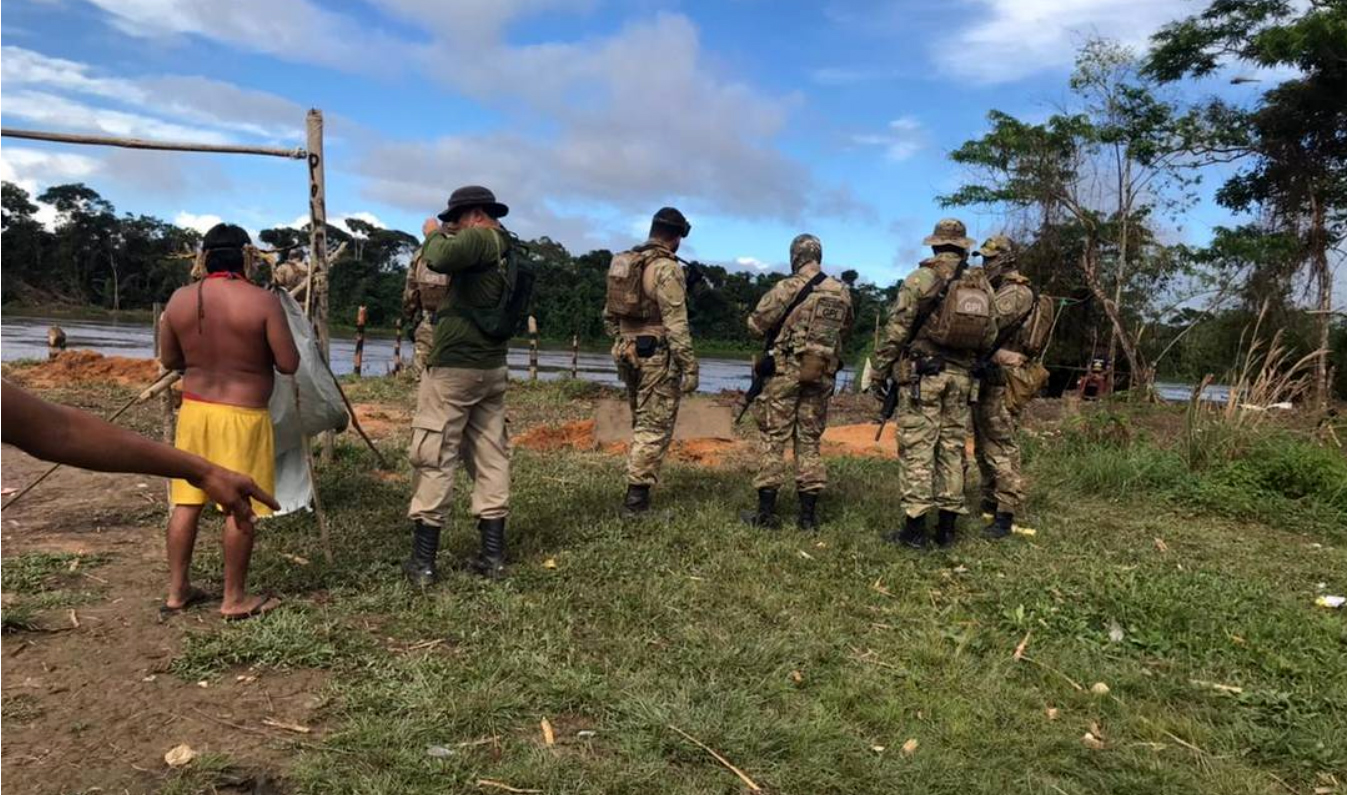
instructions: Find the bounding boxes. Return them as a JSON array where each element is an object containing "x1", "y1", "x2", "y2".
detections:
[
  {"x1": 352, "y1": 402, "x2": 410, "y2": 440},
  {"x1": 514, "y1": 420, "x2": 598, "y2": 451},
  {"x1": 821, "y1": 423, "x2": 898, "y2": 458},
  {"x1": 9, "y1": 349, "x2": 160, "y2": 389}
]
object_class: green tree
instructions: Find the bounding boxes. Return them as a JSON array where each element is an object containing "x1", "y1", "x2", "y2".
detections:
[{"x1": 1148, "y1": 0, "x2": 1347, "y2": 406}]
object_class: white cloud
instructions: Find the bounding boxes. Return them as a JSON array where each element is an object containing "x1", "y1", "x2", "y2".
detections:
[
  {"x1": 3, "y1": 90, "x2": 233, "y2": 143},
  {"x1": 70, "y1": 3, "x2": 868, "y2": 253},
  {"x1": 937, "y1": 0, "x2": 1183, "y2": 84},
  {"x1": 854, "y1": 117, "x2": 927, "y2": 162},
  {"x1": 2, "y1": 46, "x2": 306, "y2": 142},
  {"x1": 734, "y1": 256, "x2": 777, "y2": 272},
  {"x1": 173, "y1": 211, "x2": 223, "y2": 234}
]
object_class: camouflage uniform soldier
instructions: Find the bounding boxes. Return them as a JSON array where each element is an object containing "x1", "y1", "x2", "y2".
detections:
[
  {"x1": 974, "y1": 235, "x2": 1037, "y2": 539},
  {"x1": 401, "y1": 244, "x2": 450, "y2": 376},
  {"x1": 740, "y1": 234, "x2": 853, "y2": 530},
  {"x1": 871, "y1": 219, "x2": 997, "y2": 549},
  {"x1": 604, "y1": 207, "x2": 698, "y2": 516}
]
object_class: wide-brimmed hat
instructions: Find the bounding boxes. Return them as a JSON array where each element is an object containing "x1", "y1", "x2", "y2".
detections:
[
  {"x1": 651, "y1": 206, "x2": 691, "y2": 237},
  {"x1": 976, "y1": 234, "x2": 1016, "y2": 260},
  {"x1": 922, "y1": 218, "x2": 975, "y2": 250},
  {"x1": 437, "y1": 185, "x2": 510, "y2": 222}
]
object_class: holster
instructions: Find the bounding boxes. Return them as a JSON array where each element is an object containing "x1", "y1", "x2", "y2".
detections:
[
  {"x1": 753, "y1": 353, "x2": 777, "y2": 379},
  {"x1": 914, "y1": 354, "x2": 945, "y2": 377},
  {"x1": 634, "y1": 335, "x2": 661, "y2": 358}
]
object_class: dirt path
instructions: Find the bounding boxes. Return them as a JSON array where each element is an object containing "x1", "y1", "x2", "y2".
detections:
[{"x1": 1, "y1": 448, "x2": 326, "y2": 794}]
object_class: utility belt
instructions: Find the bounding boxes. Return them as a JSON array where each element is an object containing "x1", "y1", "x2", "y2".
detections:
[
  {"x1": 899, "y1": 354, "x2": 983, "y2": 403},
  {"x1": 905, "y1": 354, "x2": 945, "y2": 378}
]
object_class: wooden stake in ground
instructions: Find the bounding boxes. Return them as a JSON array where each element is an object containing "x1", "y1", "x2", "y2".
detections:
[
  {"x1": 353, "y1": 305, "x2": 367, "y2": 377},
  {"x1": 393, "y1": 317, "x2": 403, "y2": 374},
  {"x1": 668, "y1": 724, "x2": 763, "y2": 792},
  {"x1": 571, "y1": 334, "x2": 579, "y2": 378},
  {"x1": 528, "y1": 315, "x2": 539, "y2": 382}
]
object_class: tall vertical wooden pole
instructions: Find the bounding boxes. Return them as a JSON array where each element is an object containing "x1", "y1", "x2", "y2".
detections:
[
  {"x1": 353, "y1": 306, "x2": 367, "y2": 377},
  {"x1": 571, "y1": 333, "x2": 579, "y2": 379},
  {"x1": 306, "y1": 109, "x2": 334, "y2": 462},
  {"x1": 393, "y1": 317, "x2": 404, "y2": 374}
]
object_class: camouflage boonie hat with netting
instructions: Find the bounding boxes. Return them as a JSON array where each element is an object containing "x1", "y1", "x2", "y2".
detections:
[
  {"x1": 976, "y1": 234, "x2": 1017, "y2": 260},
  {"x1": 922, "y1": 218, "x2": 975, "y2": 250},
  {"x1": 789, "y1": 233, "x2": 822, "y2": 272}
]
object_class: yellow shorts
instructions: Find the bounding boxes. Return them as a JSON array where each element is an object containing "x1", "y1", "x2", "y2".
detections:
[{"x1": 170, "y1": 396, "x2": 276, "y2": 517}]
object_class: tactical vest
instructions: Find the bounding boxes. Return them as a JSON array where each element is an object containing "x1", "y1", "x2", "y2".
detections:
[
  {"x1": 1014, "y1": 292, "x2": 1056, "y2": 358},
  {"x1": 923, "y1": 266, "x2": 995, "y2": 352},
  {"x1": 787, "y1": 280, "x2": 849, "y2": 362},
  {"x1": 413, "y1": 256, "x2": 449, "y2": 312},
  {"x1": 605, "y1": 245, "x2": 666, "y2": 322}
]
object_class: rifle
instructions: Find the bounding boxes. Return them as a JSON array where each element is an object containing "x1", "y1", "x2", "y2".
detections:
[
  {"x1": 872, "y1": 257, "x2": 967, "y2": 440},
  {"x1": 735, "y1": 271, "x2": 828, "y2": 423}
]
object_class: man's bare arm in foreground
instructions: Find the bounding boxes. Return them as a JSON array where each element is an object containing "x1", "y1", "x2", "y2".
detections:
[{"x1": 2, "y1": 380, "x2": 279, "y2": 529}]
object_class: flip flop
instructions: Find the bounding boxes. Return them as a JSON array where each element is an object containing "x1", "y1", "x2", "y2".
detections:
[
  {"x1": 159, "y1": 586, "x2": 213, "y2": 620},
  {"x1": 222, "y1": 593, "x2": 282, "y2": 622}
]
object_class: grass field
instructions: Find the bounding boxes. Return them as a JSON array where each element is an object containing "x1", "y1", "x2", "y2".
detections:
[
  {"x1": 137, "y1": 378, "x2": 1344, "y2": 795},
  {"x1": 3, "y1": 370, "x2": 1344, "y2": 794}
]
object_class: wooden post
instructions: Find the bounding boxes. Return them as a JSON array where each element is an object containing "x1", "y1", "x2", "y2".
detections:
[
  {"x1": 393, "y1": 317, "x2": 403, "y2": 374},
  {"x1": 353, "y1": 306, "x2": 367, "y2": 377},
  {"x1": 571, "y1": 334, "x2": 579, "y2": 379},
  {"x1": 306, "y1": 108, "x2": 333, "y2": 463},
  {"x1": 47, "y1": 325, "x2": 66, "y2": 360},
  {"x1": 153, "y1": 303, "x2": 174, "y2": 501},
  {"x1": 528, "y1": 315, "x2": 539, "y2": 382}
]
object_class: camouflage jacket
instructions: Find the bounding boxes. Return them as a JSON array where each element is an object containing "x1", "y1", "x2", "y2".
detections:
[
  {"x1": 401, "y1": 246, "x2": 450, "y2": 319},
  {"x1": 747, "y1": 263, "x2": 853, "y2": 370},
  {"x1": 605, "y1": 240, "x2": 695, "y2": 368},
  {"x1": 874, "y1": 251, "x2": 996, "y2": 375},
  {"x1": 991, "y1": 271, "x2": 1035, "y2": 356}
]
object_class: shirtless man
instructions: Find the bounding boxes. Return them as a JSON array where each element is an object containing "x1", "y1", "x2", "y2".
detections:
[{"x1": 159, "y1": 223, "x2": 299, "y2": 620}]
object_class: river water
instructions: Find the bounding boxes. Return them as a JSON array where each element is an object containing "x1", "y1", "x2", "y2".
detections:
[
  {"x1": 0, "y1": 315, "x2": 758, "y2": 393},
  {"x1": 2, "y1": 315, "x2": 1227, "y2": 401}
]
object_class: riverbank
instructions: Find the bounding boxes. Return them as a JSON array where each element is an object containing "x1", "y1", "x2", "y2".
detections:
[{"x1": 2, "y1": 374, "x2": 1344, "y2": 794}]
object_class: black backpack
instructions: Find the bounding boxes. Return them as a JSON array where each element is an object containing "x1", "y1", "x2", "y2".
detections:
[{"x1": 451, "y1": 231, "x2": 535, "y2": 341}]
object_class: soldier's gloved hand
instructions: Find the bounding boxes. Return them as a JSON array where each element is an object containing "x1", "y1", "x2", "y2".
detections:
[
  {"x1": 868, "y1": 365, "x2": 890, "y2": 397},
  {"x1": 680, "y1": 361, "x2": 700, "y2": 395}
]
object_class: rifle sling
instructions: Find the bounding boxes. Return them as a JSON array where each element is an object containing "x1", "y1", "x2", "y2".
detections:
[{"x1": 761, "y1": 271, "x2": 828, "y2": 355}]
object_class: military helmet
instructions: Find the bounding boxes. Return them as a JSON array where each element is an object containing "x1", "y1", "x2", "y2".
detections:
[
  {"x1": 921, "y1": 218, "x2": 975, "y2": 250},
  {"x1": 789, "y1": 233, "x2": 822, "y2": 273},
  {"x1": 976, "y1": 234, "x2": 1017, "y2": 261}
]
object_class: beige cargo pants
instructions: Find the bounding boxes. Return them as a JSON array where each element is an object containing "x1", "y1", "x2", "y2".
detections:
[{"x1": 407, "y1": 366, "x2": 510, "y2": 526}]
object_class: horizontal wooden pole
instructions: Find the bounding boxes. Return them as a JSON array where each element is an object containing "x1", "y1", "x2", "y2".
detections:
[{"x1": 1, "y1": 127, "x2": 306, "y2": 160}]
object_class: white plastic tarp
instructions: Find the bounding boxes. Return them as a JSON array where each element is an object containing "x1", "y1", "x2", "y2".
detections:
[{"x1": 268, "y1": 290, "x2": 349, "y2": 516}]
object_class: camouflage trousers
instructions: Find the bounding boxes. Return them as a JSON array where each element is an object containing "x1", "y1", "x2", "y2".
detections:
[
  {"x1": 614, "y1": 342, "x2": 681, "y2": 487},
  {"x1": 412, "y1": 319, "x2": 436, "y2": 376},
  {"x1": 897, "y1": 367, "x2": 973, "y2": 518},
  {"x1": 973, "y1": 383, "x2": 1024, "y2": 513},
  {"x1": 752, "y1": 370, "x2": 833, "y2": 494}
]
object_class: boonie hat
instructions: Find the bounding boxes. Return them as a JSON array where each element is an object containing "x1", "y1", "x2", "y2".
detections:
[
  {"x1": 438, "y1": 185, "x2": 510, "y2": 222},
  {"x1": 922, "y1": 218, "x2": 975, "y2": 250}
]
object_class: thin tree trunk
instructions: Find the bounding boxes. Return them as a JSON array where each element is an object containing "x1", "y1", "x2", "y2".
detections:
[
  {"x1": 1311, "y1": 193, "x2": 1332, "y2": 410},
  {"x1": 1080, "y1": 237, "x2": 1145, "y2": 394}
]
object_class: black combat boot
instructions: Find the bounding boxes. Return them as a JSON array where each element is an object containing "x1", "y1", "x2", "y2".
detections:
[
  {"x1": 402, "y1": 522, "x2": 441, "y2": 587},
  {"x1": 984, "y1": 511, "x2": 1014, "y2": 540},
  {"x1": 934, "y1": 510, "x2": 959, "y2": 548},
  {"x1": 621, "y1": 484, "x2": 651, "y2": 517},
  {"x1": 797, "y1": 491, "x2": 820, "y2": 532},
  {"x1": 470, "y1": 518, "x2": 507, "y2": 579},
  {"x1": 980, "y1": 497, "x2": 998, "y2": 516},
  {"x1": 887, "y1": 513, "x2": 928, "y2": 549},
  {"x1": 740, "y1": 488, "x2": 781, "y2": 528}
]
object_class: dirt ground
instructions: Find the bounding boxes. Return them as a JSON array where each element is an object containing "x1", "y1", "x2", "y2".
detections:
[{"x1": 1, "y1": 448, "x2": 327, "y2": 794}]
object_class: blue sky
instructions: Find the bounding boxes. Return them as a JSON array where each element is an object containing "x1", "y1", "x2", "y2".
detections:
[{"x1": 0, "y1": 0, "x2": 1285, "y2": 289}]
